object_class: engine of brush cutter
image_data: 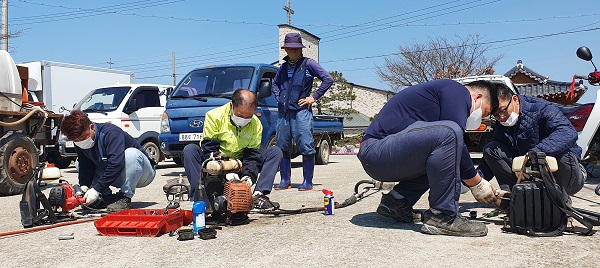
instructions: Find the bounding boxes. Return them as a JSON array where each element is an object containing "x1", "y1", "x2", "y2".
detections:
[
  {"x1": 201, "y1": 156, "x2": 253, "y2": 224},
  {"x1": 48, "y1": 183, "x2": 86, "y2": 213}
]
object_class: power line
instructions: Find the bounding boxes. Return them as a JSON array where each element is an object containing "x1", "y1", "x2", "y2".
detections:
[{"x1": 12, "y1": 0, "x2": 186, "y2": 25}]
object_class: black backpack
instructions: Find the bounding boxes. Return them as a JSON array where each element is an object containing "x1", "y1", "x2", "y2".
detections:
[
  {"x1": 503, "y1": 151, "x2": 600, "y2": 236},
  {"x1": 19, "y1": 164, "x2": 57, "y2": 228}
]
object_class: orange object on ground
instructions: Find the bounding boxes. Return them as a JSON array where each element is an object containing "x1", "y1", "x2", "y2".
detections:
[{"x1": 94, "y1": 209, "x2": 193, "y2": 237}]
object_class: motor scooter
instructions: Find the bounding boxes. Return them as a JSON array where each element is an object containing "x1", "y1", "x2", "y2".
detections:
[{"x1": 573, "y1": 46, "x2": 600, "y2": 195}]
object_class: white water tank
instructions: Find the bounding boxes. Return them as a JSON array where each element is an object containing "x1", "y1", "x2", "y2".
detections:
[{"x1": 0, "y1": 50, "x2": 23, "y2": 112}]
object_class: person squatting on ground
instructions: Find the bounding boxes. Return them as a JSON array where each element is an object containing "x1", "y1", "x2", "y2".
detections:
[
  {"x1": 272, "y1": 32, "x2": 335, "y2": 191},
  {"x1": 182, "y1": 89, "x2": 283, "y2": 209},
  {"x1": 357, "y1": 79, "x2": 500, "y2": 237},
  {"x1": 477, "y1": 83, "x2": 586, "y2": 196},
  {"x1": 61, "y1": 110, "x2": 156, "y2": 212}
]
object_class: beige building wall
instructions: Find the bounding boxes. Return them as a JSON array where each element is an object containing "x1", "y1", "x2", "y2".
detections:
[
  {"x1": 314, "y1": 81, "x2": 394, "y2": 118},
  {"x1": 278, "y1": 25, "x2": 320, "y2": 64}
]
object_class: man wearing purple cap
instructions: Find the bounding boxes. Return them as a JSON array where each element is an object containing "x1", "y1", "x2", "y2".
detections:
[{"x1": 272, "y1": 32, "x2": 334, "y2": 191}]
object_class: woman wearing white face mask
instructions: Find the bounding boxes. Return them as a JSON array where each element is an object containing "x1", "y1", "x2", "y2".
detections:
[
  {"x1": 61, "y1": 110, "x2": 157, "y2": 212},
  {"x1": 477, "y1": 84, "x2": 586, "y2": 196}
]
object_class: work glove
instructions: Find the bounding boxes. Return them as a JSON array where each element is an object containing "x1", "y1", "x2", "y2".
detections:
[
  {"x1": 469, "y1": 179, "x2": 497, "y2": 204},
  {"x1": 83, "y1": 188, "x2": 100, "y2": 205},
  {"x1": 225, "y1": 173, "x2": 240, "y2": 182},
  {"x1": 240, "y1": 176, "x2": 253, "y2": 187},
  {"x1": 80, "y1": 185, "x2": 89, "y2": 193}
]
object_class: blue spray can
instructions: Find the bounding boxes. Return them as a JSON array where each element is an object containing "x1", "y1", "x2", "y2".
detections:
[
  {"x1": 322, "y1": 189, "x2": 334, "y2": 215},
  {"x1": 192, "y1": 201, "x2": 206, "y2": 233}
]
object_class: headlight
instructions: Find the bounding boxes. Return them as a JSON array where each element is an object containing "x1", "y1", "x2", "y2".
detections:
[{"x1": 160, "y1": 112, "x2": 170, "y2": 133}]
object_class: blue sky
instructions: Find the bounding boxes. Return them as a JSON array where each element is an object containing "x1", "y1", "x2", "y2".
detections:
[{"x1": 6, "y1": 0, "x2": 600, "y2": 103}]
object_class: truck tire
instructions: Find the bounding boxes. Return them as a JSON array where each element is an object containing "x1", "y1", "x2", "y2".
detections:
[
  {"x1": 0, "y1": 131, "x2": 39, "y2": 196},
  {"x1": 315, "y1": 138, "x2": 330, "y2": 165},
  {"x1": 142, "y1": 140, "x2": 163, "y2": 164},
  {"x1": 267, "y1": 135, "x2": 277, "y2": 147},
  {"x1": 173, "y1": 156, "x2": 183, "y2": 166}
]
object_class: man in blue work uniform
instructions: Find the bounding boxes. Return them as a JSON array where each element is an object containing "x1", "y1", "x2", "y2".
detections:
[
  {"x1": 478, "y1": 83, "x2": 586, "y2": 195},
  {"x1": 358, "y1": 79, "x2": 499, "y2": 237},
  {"x1": 61, "y1": 110, "x2": 156, "y2": 212},
  {"x1": 272, "y1": 32, "x2": 335, "y2": 191}
]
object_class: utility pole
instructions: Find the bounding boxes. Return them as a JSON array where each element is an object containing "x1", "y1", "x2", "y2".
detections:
[
  {"x1": 106, "y1": 58, "x2": 114, "y2": 69},
  {"x1": 2, "y1": 0, "x2": 8, "y2": 51},
  {"x1": 282, "y1": 0, "x2": 294, "y2": 25},
  {"x1": 172, "y1": 52, "x2": 176, "y2": 86}
]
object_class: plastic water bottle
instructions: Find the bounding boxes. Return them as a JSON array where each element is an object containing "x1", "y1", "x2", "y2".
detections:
[
  {"x1": 322, "y1": 189, "x2": 334, "y2": 215},
  {"x1": 192, "y1": 201, "x2": 206, "y2": 233}
]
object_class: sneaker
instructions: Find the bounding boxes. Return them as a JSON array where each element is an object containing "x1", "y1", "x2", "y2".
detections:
[
  {"x1": 421, "y1": 210, "x2": 488, "y2": 237},
  {"x1": 106, "y1": 193, "x2": 132, "y2": 212},
  {"x1": 376, "y1": 193, "x2": 414, "y2": 223},
  {"x1": 252, "y1": 194, "x2": 279, "y2": 210}
]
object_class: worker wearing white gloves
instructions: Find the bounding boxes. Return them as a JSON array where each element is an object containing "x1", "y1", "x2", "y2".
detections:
[
  {"x1": 358, "y1": 79, "x2": 500, "y2": 237},
  {"x1": 477, "y1": 83, "x2": 585, "y2": 196}
]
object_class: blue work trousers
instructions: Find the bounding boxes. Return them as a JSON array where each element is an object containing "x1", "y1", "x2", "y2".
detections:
[
  {"x1": 182, "y1": 144, "x2": 283, "y2": 201},
  {"x1": 77, "y1": 148, "x2": 156, "y2": 199},
  {"x1": 357, "y1": 121, "x2": 464, "y2": 216},
  {"x1": 276, "y1": 109, "x2": 316, "y2": 155},
  {"x1": 482, "y1": 141, "x2": 585, "y2": 195}
]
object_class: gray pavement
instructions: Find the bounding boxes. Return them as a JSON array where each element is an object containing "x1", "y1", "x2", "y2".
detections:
[{"x1": 1, "y1": 155, "x2": 600, "y2": 267}]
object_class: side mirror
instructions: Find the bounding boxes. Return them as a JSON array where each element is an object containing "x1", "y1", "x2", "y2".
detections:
[
  {"x1": 577, "y1": 46, "x2": 593, "y2": 61},
  {"x1": 123, "y1": 99, "x2": 138, "y2": 114},
  {"x1": 166, "y1": 87, "x2": 174, "y2": 98},
  {"x1": 257, "y1": 80, "x2": 272, "y2": 99}
]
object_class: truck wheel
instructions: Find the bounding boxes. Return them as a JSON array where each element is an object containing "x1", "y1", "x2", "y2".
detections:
[
  {"x1": 267, "y1": 135, "x2": 277, "y2": 147},
  {"x1": 173, "y1": 156, "x2": 183, "y2": 166},
  {"x1": 0, "y1": 131, "x2": 39, "y2": 196},
  {"x1": 315, "y1": 139, "x2": 330, "y2": 165},
  {"x1": 143, "y1": 141, "x2": 162, "y2": 164}
]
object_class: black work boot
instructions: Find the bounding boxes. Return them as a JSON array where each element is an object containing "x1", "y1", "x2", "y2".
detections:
[
  {"x1": 106, "y1": 192, "x2": 132, "y2": 212},
  {"x1": 376, "y1": 193, "x2": 415, "y2": 223},
  {"x1": 421, "y1": 210, "x2": 488, "y2": 237}
]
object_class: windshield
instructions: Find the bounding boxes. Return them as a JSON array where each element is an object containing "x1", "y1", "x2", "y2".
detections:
[
  {"x1": 171, "y1": 66, "x2": 254, "y2": 98},
  {"x1": 74, "y1": 86, "x2": 131, "y2": 112}
]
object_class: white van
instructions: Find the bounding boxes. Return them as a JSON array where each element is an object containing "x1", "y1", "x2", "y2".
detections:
[{"x1": 59, "y1": 84, "x2": 172, "y2": 165}]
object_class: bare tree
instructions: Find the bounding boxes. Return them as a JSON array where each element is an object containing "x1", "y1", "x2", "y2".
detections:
[{"x1": 376, "y1": 35, "x2": 502, "y2": 91}]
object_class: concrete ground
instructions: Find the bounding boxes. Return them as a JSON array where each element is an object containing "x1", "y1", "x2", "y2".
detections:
[{"x1": 1, "y1": 155, "x2": 599, "y2": 267}]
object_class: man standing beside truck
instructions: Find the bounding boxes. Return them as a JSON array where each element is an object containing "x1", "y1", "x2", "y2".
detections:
[
  {"x1": 272, "y1": 32, "x2": 334, "y2": 191},
  {"x1": 60, "y1": 110, "x2": 157, "y2": 212},
  {"x1": 182, "y1": 89, "x2": 283, "y2": 209}
]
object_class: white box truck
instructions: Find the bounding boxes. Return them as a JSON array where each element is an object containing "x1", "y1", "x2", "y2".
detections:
[
  {"x1": 18, "y1": 61, "x2": 134, "y2": 113},
  {"x1": 13, "y1": 61, "x2": 135, "y2": 168}
]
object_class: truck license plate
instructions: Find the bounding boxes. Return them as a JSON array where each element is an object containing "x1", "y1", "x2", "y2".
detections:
[
  {"x1": 66, "y1": 141, "x2": 74, "y2": 148},
  {"x1": 179, "y1": 133, "x2": 203, "y2": 141}
]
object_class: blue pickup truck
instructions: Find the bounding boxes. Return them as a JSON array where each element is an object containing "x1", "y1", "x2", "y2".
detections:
[{"x1": 158, "y1": 63, "x2": 344, "y2": 166}]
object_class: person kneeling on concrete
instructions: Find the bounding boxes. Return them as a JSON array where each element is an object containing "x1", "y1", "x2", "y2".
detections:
[
  {"x1": 61, "y1": 110, "x2": 156, "y2": 212},
  {"x1": 182, "y1": 89, "x2": 283, "y2": 209},
  {"x1": 358, "y1": 79, "x2": 500, "y2": 237},
  {"x1": 477, "y1": 83, "x2": 586, "y2": 195}
]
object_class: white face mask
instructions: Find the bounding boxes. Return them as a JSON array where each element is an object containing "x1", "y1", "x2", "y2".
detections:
[
  {"x1": 231, "y1": 114, "x2": 252, "y2": 128},
  {"x1": 74, "y1": 126, "x2": 95, "y2": 149},
  {"x1": 466, "y1": 98, "x2": 483, "y2": 130},
  {"x1": 500, "y1": 112, "x2": 519, "y2": 127}
]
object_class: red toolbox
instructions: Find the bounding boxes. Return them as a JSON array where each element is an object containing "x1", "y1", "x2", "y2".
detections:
[{"x1": 94, "y1": 209, "x2": 193, "y2": 237}]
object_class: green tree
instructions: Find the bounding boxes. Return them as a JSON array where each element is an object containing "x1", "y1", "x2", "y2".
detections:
[{"x1": 313, "y1": 71, "x2": 358, "y2": 116}]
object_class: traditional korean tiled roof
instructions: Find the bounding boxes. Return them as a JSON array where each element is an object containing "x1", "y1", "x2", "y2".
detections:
[{"x1": 503, "y1": 60, "x2": 587, "y2": 103}]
